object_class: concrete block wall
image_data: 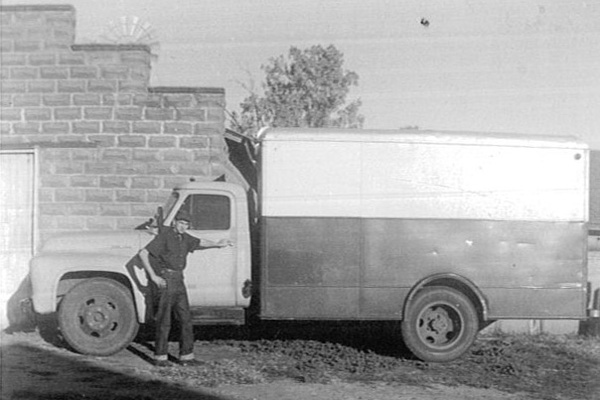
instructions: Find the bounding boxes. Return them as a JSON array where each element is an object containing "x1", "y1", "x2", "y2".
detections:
[{"x1": 0, "y1": 4, "x2": 229, "y2": 242}]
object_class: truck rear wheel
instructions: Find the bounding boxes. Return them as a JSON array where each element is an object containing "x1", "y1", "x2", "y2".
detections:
[
  {"x1": 401, "y1": 286, "x2": 479, "y2": 362},
  {"x1": 58, "y1": 278, "x2": 139, "y2": 356}
]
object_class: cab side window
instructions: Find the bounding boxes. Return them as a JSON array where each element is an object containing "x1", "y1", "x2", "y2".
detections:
[{"x1": 179, "y1": 194, "x2": 231, "y2": 230}]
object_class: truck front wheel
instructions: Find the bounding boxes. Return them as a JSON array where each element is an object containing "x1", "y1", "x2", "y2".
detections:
[
  {"x1": 401, "y1": 286, "x2": 479, "y2": 362},
  {"x1": 58, "y1": 278, "x2": 139, "y2": 356}
]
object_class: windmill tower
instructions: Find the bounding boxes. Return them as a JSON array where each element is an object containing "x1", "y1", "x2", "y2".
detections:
[{"x1": 98, "y1": 16, "x2": 160, "y2": 59}]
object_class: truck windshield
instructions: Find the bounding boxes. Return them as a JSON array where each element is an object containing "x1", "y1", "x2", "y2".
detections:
[{"x1": 163, "y1": 192, "x2": 179, "y2": 218}]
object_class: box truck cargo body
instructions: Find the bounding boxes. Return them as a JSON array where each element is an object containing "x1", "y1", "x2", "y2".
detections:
[
  {"x1": 259, "y1": 129, "x2": 589, "y2": 322},
  {"x1": 23, "y1": 128, "x2": 594, "y2": 362}
]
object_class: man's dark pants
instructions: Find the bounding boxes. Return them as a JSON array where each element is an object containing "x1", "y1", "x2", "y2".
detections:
[{"x1": 154, "y1": 272, "x2": 194, "y2": 358}]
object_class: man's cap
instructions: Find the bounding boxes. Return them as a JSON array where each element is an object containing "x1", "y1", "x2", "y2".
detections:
[{"x1": 175, "y1": 210, "x2": 192, "y2": 222}]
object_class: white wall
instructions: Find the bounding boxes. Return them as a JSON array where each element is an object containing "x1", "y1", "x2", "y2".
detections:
[{"x1": 0, "y1": 151, "x2": 36, "y2": 327}]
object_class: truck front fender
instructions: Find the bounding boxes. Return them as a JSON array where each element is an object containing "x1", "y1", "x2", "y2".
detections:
[{"x1": 29, "y1": 252, "x2": 150, "y2": 323}]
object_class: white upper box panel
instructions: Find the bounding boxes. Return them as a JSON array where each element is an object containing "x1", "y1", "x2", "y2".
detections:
[{"x1": 260, "y1": 129, "x2": 588, "y2": 222}]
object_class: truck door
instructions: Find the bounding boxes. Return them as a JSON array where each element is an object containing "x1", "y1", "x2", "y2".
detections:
[{"x1": 177, "y1": 192, "x2": 237, "y2": 306}]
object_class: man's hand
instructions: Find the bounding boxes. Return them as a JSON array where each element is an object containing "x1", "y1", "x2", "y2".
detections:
[
  {"x1": 153, "y1": 275, "x2": 167, "y2": 289},
  {"x1": 138, "y1": 248, "x2": 166, "y2": 288},
  {"x1": 217, "y1": 239, "x2": 234, "y2": 247}
]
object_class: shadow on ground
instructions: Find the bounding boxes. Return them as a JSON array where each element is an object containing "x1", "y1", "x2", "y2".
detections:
[
  {"x1": 1, "y1": 337, "x2": 229, "y2": 400},
  {"x1": 151, "y1": 320, "x2": 415, "y2": 359}
]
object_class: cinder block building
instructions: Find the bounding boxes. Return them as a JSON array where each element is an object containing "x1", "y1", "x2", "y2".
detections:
[{"x1": 0, "y1": 4, "x2": 237, "y2": 310}]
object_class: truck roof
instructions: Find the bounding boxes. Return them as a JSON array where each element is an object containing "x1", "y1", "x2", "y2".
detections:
[
  {"x1": 172, "y1": 180, "x2": 246, "y2": 193},
  {"x1": 258, "y1": 128, "x2": 588, "y2": 150}
]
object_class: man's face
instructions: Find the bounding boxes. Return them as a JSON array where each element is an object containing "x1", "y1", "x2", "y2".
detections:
[{"x1": 175, "y1": 219, "x2": 190, "y2": 234}]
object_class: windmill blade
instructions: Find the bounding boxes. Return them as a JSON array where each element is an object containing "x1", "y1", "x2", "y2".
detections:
[{"x1": 98, "y1": 15, "x2": 160, "y2": 56}]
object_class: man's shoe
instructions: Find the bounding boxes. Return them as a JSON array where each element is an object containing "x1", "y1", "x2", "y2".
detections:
[
  {"x1": 153, "y1": 359, "x2": 171, "y2": 367},
  {"x1": 178, "y1": 359, "x2": 204, "y2": 367}
]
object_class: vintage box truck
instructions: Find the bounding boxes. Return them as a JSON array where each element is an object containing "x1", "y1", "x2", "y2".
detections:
[{"x1": 24, "y1": 128, "x2": 597, "y2": 362}]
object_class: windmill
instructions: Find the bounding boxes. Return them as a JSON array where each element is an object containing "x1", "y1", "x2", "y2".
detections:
[{"x1": 98, "y1": 16, "x2": 160, "y2": 59}]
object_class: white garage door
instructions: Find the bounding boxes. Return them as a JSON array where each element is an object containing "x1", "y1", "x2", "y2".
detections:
[{"x1": 0, "y1": 149, "x2": 36, "y2": 324}]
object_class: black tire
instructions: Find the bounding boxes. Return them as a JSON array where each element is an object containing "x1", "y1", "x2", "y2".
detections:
[
  {"x1": 58, "y1": 278, "x2": 139, "y2": 356},
  {"x1": 401, "y1": 286, "x2": 479, "y2": 362}
]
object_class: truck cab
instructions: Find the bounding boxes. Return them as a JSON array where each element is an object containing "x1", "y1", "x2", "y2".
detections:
[{"x1": 27, "y1": 181, "x2": 251, "y2": 356}]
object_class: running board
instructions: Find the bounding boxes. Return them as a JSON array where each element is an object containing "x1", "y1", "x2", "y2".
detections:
[{"x1": 189, "y1": 307, "x2": 245, "y2": 325}]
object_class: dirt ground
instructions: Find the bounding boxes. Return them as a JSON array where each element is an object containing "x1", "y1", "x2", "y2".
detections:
[{"x1": 1, "y1": 329, "x2": 545, "y2": 400}]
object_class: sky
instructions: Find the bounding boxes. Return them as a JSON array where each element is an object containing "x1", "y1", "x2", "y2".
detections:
[{"x1": 4, "y1": 0, "x2": 600, "y2": 149}]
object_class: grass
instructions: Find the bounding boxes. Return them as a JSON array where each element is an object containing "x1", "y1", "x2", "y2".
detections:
[{"x1": 206, "y1": 332, "x2": 600, "y2": 399}]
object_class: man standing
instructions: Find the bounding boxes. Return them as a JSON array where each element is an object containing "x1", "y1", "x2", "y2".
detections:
[{"x1": 138, "y1": 210, "x2": 232, "y2": 367}]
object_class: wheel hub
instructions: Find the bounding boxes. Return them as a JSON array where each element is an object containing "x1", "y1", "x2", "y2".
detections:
[
  {"x1": 427, "y1": 309, "x2": 450, "y2": 333},
  {"x1": 85, "y1": 306, "x2": 110, "y2": 330},
  {"x1": 418, "y1": 305, "x2": 459, "y2": 347},
  {"x1": 77, "y1": 297, "x2": 118, "y2": 337}
]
